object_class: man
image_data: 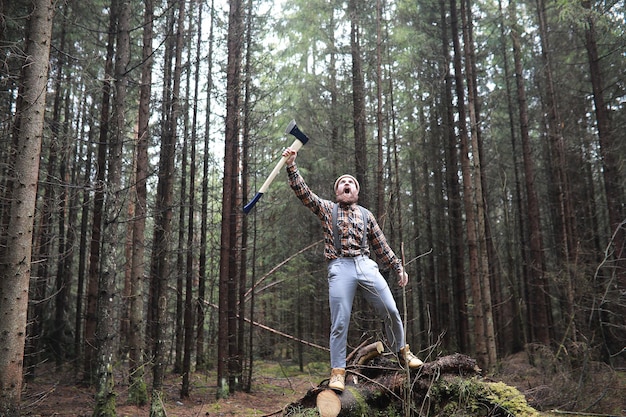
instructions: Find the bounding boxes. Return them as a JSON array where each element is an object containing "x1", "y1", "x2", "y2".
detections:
[{"x1": 283, "y1": 147, "x2": 423, "y2": 392}]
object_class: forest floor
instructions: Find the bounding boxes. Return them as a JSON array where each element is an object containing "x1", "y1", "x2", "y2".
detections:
[{"x1": 20, "y1": 351, "x2": 626, "y2": 417}]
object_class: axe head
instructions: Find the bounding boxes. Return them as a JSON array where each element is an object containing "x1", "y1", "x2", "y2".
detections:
[{"x1": 285, "y1": 119, "x2": 309, "y2": 145}]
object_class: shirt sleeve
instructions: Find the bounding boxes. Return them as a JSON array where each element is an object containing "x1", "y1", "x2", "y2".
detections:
[
  {"x1": 367, "y1": 211, "x2": 403, "y2": 273},
  {"x1": 286, "y1": 162, "x2": 324, "y2": 216}
]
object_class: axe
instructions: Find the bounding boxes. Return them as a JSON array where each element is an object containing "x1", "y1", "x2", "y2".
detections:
[{"x1": 243, "y1": 120, "x2": 310, "y2": 214}]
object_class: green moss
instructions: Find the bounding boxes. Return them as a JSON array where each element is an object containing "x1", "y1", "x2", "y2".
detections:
[
  {"x1": 149, "y1": 390, "x2": 166, "y2": 417},
  {"x1": 93, "y1": 363, "x2": 117, "y2": 417},
  {"x1": 92, "y1": 393, "x2": 116, "y2": 417},
  {"x1": 429, "y1": 377, "x2": 540, "y2": 417},
  {"x1": 482, "y1": 381, "x2": 540, "y2": 417}
]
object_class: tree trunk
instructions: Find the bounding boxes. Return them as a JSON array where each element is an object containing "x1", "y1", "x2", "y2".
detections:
[
  {"x1": 328, "y1": 7, "x2": 340, "y2": 169},
  {"x1": 530, "y1": 0, "x2": 556, "y2": 346},
  {"x1": 93, "y1": 0, "x2": 130, "y2": 413},
  {"x1": 349, "y1": 0, "x2": 368, "y2": 204},
  {"x1": 149, "y1": 0, "x2": 181, "y2": 414},
  {"x1": 27, "y1": 9, "x2": 65, "y2": 373},
  {"x1": 197, "y1": 0, "x2": 216, "y2": 373},
  {"x1": 29, "y1": 81, "x2": 74, "y2": 374},
  {"x1": 26, "y1": 92, "x2": 55, "y2": 381},
  {"x1": 181, "y1": 0, "x2": 204, "y2": 398},
  {"x1": 173, "y1": 0, "x2": 188, "y2": 377},
  {"x1": 460, "y1": 0, "x2": 497, "y2": 370},
  {"x1": 582, "y1": 0, "x2": 626, "y2": 359},
  {"x1": 374, "y1": 0, "x2": 384, "y2": 219},
  {"x1": 240, "y1": 0, "x2": 254, "y2": 390},
  {"x1": 509, "y1": 1, "x2": 546, "y2": 352},
  {"x1": 0, "y1": 0, "x2": 54, "y2": 414},
  {"x1": 75, "y1": 129, "x2": 93, "y2": 375},
  {"x1": 496, "y1": 0, "x2": 525, "y2": 355},
  {"x1": 218, "y1": 0, "x2": 244, "y2": 398},
  {"x1": 84, "y1": 0, "x2": 116, "y2": 383},
  {"x1": 449, "y1": 0, "x2": 489, "y2": 369},
  {"x1": 127, "y1": 0, "x2": 153, "y2": 406},
  {"x1": 440, "y1": 0, "x2": 468, "y2": 353},
  {"x1": 53, "y1": 83, "x2": 74, "y2": 367},
  {"x1": 419, "y1": 107, "x2": 437, "y2": 335}
]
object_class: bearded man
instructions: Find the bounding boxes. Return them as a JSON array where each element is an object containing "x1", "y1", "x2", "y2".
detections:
[{"x1": 282, "y1": 147, "x2": 423, "y2": 392}]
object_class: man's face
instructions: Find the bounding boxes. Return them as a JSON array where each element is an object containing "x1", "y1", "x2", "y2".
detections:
[{"x1": 335, "y1": 176, "x2": 359, "y2": 205}]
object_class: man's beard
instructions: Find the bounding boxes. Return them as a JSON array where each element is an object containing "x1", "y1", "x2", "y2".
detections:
[{"x1": 337, "y1": 190, "x2": 358, "y2": 205}]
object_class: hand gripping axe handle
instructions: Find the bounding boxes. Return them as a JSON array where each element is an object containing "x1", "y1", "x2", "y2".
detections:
[{"x1": 243, "y1": 120, "x2": 310, "y2": 214}]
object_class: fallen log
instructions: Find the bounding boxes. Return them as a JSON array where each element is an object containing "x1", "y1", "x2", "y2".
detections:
[
  {"x1": 325, "y1": 353, "x2": 481, "y2": 417},
  {"x1": 278, "y1": 350, "x2": 540, "y2": 417},
  {"x1": 315, "y1": 390, "x2": 341, "y2": 417},
  {"x1": 352, "y1": 341, "x2": 384, "y2": 366}
]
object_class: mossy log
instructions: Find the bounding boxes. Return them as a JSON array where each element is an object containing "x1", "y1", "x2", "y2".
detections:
[{"x1": 279, "y1": 351, "x2": 540, "y2": 417}]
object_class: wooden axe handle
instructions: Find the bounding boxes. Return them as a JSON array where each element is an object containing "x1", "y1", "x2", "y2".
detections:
[{"x1": 243, "y1": 121, "x2": 309, "y2": 214}]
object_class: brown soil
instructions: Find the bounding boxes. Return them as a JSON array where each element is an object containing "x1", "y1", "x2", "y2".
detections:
[
  {"x1": 20, "y1": 352, "x2": 626, "y2": 417},
  {"x1": 21, "y1": 362, "x2": 320, "y2": 417}
]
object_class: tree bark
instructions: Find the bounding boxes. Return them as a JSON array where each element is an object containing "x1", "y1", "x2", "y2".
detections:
[
  {"x1": 496, "y1": 0, "x2": 525, "y2": 355},
  {"x1": 240, "y1": 0, "x2": 254, "y2": 390},
  {"x1": 181, "y1": 0, "x2": 203, "y2": 398},
  {"x1": 510, "y1": 0, "x2": 546, "y2": 352},
  {"x1": 27, "y1": 4, "x2": 66, "y2": 374},
  {"x1": 127, "y1": 0, "x2": 153, "y2": 406},
  {"x1": 75, "y1": 127, "x2": 93, "y2": 375},
  {"x1": 84, "y1": 0, "x2": 116, "y2": 383},
  {"x1": 218, "y1": 0, "x2": 244, "y2": 398},
  {"x1": 54, "y1": 84, "x2": 75, "y2": 367},
  {"x1": 582, "y1": 0, "x2": 626, "y2": 358},
  {"x1": 374, "y1": 0, "x2": 384, "y2": 219},
  {"x1": 149, "y1": 0, "x2": 178, "y2": 414},
  {"x1": 197, "y1": 0, "x2": 216, "y2": 373},
  {"x1": 173, "y1": 0, "x2": 188, "y2": 378},
  {"x1": 449, "y1": 0, "x2": 489, "y2": 369},
  {"x1": 460, "y1": 0, "x2": 497, "y2": 370},
  {"x1": 349, "y1": 0, "x2": 368, "y2": 205},
  {"x1": 93, "y1": 0, "x2": 130, "y2": 413},
  {"x1": 532, "y1": 0, "x2": 557, "y2": 345},
  {"x1": 439, "y1": 0, "x2": 468, "y2": 353},
  {"x1": 0, "y1": 0, "x2": 54, "y2": 414}
]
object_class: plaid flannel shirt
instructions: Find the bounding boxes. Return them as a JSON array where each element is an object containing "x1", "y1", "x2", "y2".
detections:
[{"x1": 286, "y1": 163, "x2": 403, "y2": 274}]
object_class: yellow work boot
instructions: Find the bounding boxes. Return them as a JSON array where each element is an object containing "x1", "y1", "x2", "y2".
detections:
[
  {"x1": 399, "y1": 344, "x2": 423, "y2": 369},
  {"x1": 328, "y1": 368, "x2": 346, "y2": 391}
]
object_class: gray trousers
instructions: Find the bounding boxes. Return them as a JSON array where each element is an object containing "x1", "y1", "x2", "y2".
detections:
[{"x1": 327, "y1": 256, "x2": 405, "y2": 368}]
